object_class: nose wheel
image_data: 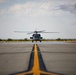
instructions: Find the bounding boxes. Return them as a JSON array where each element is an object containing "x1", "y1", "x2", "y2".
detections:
[{"x1": 32, "y1": 40, "x2": 33, "y2": 42}]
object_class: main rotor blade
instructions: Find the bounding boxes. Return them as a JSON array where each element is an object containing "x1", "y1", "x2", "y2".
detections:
[
  {"x1": 14, "y1": 31, "x2": 32, "y2": 33},
  {"x1": 40, "y1": 32, "x2": 60, "y2": 33},
  {"x1": 14, "y1": 30, "x2": 59, "y2": 34},
  {"x1": 37, "y1": 30, "x2": 45, "y2": 33},
  {"x1": 27, "y1": 32, "x2": 34, "y2": 34},
  {"x1": 27, "y1": 30, "x2": 45, "y2": 34}
]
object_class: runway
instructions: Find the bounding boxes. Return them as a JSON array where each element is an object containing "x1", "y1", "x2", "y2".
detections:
[{"x1": 0, "y1": 42, "x2": 76, "y2": 75}]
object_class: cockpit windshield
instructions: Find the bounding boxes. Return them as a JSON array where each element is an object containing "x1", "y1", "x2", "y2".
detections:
[{"x1": 33, "y1": 34, "x2": 40, "y2": 38}]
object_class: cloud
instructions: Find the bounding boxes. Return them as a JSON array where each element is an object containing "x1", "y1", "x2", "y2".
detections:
[
  {"x1": 0, "y1": 0, "x2": 6, "y2": 3},
  {"x1": 7, "y1": 1, "x2": 62, "y2": 16},
  {"x1": 0, "y1": 0, "x2": 76, "y2": 16},
  {"x1": 59, "y1": 4, "x2": 76, "y2": 15}
]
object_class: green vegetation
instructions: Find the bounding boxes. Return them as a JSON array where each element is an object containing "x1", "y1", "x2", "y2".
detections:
[
  {"x1": 7, "y1": 38, "x2": 13, "y2": 41},
  {"x1": 0, "y1": 39, "x2": 2, "y2": 41},
  {"x1": 42, "y1": 38, "x2": 76, "y2": 42},
  {"x1": 0, "y1": 38, "x2": 76, "y2": 42},
  {"x1": 0, "y1": 38, "x2": 29, "y2": 42}
]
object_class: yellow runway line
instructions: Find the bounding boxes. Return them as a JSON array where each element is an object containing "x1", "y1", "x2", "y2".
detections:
[
  {"x1": 16, "y1": 44, "x2": 62, "y2": 75},
  {"x1": 32, "y1": 44, "x2": 40, "y2": 75}
]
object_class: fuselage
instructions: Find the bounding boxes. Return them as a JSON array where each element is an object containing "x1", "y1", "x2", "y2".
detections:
[{"x1": 30, "y1": 34, "x2": 42, "y2": 42}]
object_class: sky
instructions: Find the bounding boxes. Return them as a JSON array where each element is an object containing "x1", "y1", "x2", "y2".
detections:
[{"x1": 0, "y1": 0, "x2": 76, "y2": 39}]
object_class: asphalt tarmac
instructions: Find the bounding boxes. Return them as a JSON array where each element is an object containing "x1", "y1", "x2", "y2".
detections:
[{"x1": 0, "y1": 42, "x2": 76, "y2": 75}]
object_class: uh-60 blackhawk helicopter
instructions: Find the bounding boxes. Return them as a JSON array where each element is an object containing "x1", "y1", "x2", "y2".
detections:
[{"x1": 15, "y1": 30, "x2": 59, "y2": 42}]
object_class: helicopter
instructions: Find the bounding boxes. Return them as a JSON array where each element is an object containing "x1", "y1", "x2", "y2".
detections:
[{"x1": 14, "y1": 30, "x2": 59, "y2": 42}]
